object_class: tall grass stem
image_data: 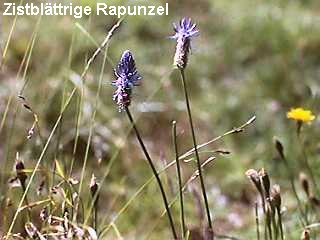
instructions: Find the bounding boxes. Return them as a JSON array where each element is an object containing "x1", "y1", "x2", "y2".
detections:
[{"x1": 21, "y1": 182, "x2": 31, "y2": 222}]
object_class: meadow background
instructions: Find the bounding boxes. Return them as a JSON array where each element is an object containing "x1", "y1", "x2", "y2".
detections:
[{"x1": 1, "y1": 0, "x2": 320, "y2": 239}]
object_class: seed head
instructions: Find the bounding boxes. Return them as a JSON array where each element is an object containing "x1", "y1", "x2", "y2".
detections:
[
  {"x1": 245, "y1": 169, "x2": 263, "y2": 194},
  {"x1": 15, "y1": 153, "x2": 27, "y2": 186},
  {"x1": 299, "y1": 173, "x2": 310, "y2": 197},
  {"x1": 301, "y1": 229, "x2": 310, "y2": 240},
  {"x1": 25, "y1": 222, "x2": 39, "y2": 239},
  {"x1": 171, "y1": 18, "x2": 199, "y2": 69},
  {"x1": 309, "y1": 196, "x2": 320, "y2": 207},
  {"x1": 90, "y1": 174, "x2": 100, "y2": 211},
  {"x1": 274, "y1": 137, "x2": 285, "y2": 160},
  {"x1": 112, "y1": 50, "x2": 142, "y2": 111},
  {"x1": 90, "y1": 174, "x2": 99, "y2": 198},
  {"x1": 40, "y1": 207, "x2": 48, "y2": 222},
  {"x1": 270, "y1": 184, "x2": 281, "y2": 210},
  {"x1": 259, "y1": 168, "x2": 270, "y2": 199}
]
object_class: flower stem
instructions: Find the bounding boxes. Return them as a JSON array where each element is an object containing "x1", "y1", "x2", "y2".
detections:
[
  {"x1": 297, "y1": 132, "x2": 318, "y2": 194},
  {"x1": 255, "y1": 202, "x2": 260, "y2": 240},
  {"x1": 277, "y1": 207, "x2": 284, "y2": 240},
  {"x1": 94, "y1": 199, "x2": 98, "y2": 230},
  {"x1": 281, "y1": 155, "x2": 308, "y2": 225},
  {"x1": 21, "y1": 182, "x2": 31, "y2": 222},
  {"x1": 179, "y1": 69, "x2": 213, "y2": 232},
  {"x1": 125, "y1": 107, "x2": 178, "y2": 239},
  {"x1": 172, "y1": 121, "x2": 186, "y2": 239}
]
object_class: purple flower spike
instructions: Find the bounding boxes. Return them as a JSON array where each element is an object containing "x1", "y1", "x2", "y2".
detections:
[
  {"x1": 171, "y1": 18, "x2": 199, "y2": 69},
  {"x1": 112, "y1": 50, "x2": 142, "y2": 111}
]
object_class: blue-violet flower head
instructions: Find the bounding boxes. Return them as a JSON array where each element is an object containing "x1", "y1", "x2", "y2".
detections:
[
  {"x1": 171, "y1": 18, "x2": 199, "y2": 69},
  {"x1": 112, "y1": 50, "x2": 142, "y2": 111}
]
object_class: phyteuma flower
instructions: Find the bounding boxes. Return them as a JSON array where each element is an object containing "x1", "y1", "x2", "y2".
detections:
[
  {"x1": 112, "y1": 50, "x2": 142, "y2": 111},
  {"x1": 287, "y1": 107, "x2": 316, "y2": 123},
  {"x1": 171, "y1": 18, "x2": 199, "y2": 69}
]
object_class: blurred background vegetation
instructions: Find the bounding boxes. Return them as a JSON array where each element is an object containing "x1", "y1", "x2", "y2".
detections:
[{"x1": 1, "y1": 0, "x2": 320, "y2": 239}]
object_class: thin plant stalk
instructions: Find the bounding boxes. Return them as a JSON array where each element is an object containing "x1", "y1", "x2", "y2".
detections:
[
  {"x1": 0, "y1": 0, "x2": 25, "y2": 70},
  {"x1": 55, "y1": 28, "x2": 75, "y2": 178},
  {"x1": 84, "y1": 48, "x2": 109, "y2": 229},
  {"x1": 179, "y1": 69, "x2": 213, "y2": 231},
  {"x1": 172, "y1": 121, "x2": 186, "y2": 238},
  {"x1": 268, "y1": 219, "x2": 273, "y2": 240},
  {"x1": 91, "y1": 178, "x2": 99, "y2": 231},
  {"x1": 255, "y1": 202, "x2": 260, "y2": 240},
  {"x1": 78, "y1": 43, "x2": 107, "y2": 198},
  {"x1": 21, "y1": 182, "x2": 31, "y2": 222},
  {"x1": 280, "y1": 153, "x2": 307, "y2": 224},
  {"x1": 94, "y1": 202, "x2": 98, "y2": 230},
  {"x1": 275, "y1": 138, "x2": 307, "y2": 225},
  {"x1": 49, "y1": 29, "x2": 76, "y2": 221},
  {"x1": 125, "y1": 107, "x2": 178, "y2": 240},
  {"x1": 265, "y1": 206, "x2": 273, "y2": 240},
  {"x1": 264, "y1": 213, "x2": 269, "y2": 240},
  {"x1": 261, "y1": 195, "x2": 268, "y2": 240},
  {"x1": 297, "y1": 132, "x2": 318, "y2": 193},
  {"x1": 277, "y1": 208, "x2": 284, "y2": 240},
  {"x1": 271, "y1": 207, "x2": 278, "y2": 240},
  {"x1": 68, "y1": 17, "x2": 93, "y2": 181}
]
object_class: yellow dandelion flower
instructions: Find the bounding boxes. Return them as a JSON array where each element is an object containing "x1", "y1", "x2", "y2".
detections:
[{"x1": 287, "y1": 108, "x2": 316, "y2": 123}]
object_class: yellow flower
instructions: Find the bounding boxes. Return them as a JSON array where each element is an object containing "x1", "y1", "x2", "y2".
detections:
[{"x1": 287, "y1": 108, "x2": 316, "y2": 123}]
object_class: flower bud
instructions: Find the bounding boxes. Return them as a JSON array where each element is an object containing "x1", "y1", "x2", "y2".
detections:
[
  {"x1": 299, "y1": 173, "x2": 310, "y2": 197},
  {"x1": 274, "y1": 137, "x2": 285, "y2": 160},
  {"x1": 246, "y1": 169, "x2": 263, "y2": 194},
  {"x1": 259, "y1": 168, "x2": 270, "y2": 199},
  {"x1": 270, "y1": 184, "x2": 281, "y2": 210},
  {"x1": 15, "y1": 154, "x2": 27, "y2": 186},
  {"x1": 301, "y1": 229, "x2": 310, "y2": 240},
  {"x1": 90, "y1": 174, "x2": 99, "y2": 199}
]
